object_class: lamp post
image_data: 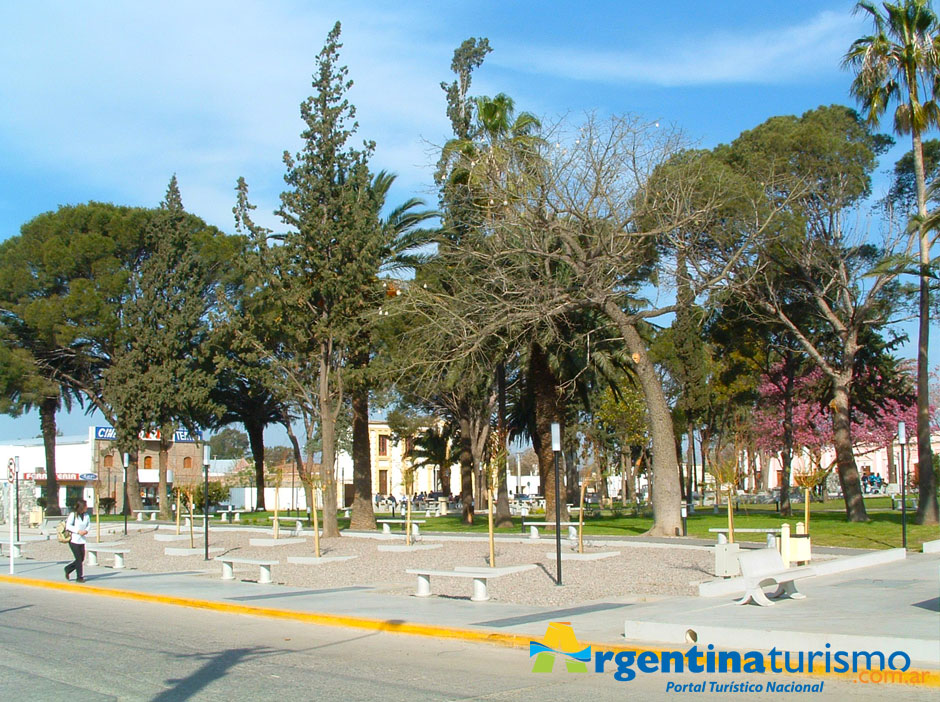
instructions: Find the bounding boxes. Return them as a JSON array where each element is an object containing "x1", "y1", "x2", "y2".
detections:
[
  {"x1": 551, "y1": 422, "x2": 562, "y2": 586},
  {"x1": 898, "y1": 422, "x2": 907, "y2": 550},
  {"x1": 203, "y1": 446, "x2": 211, "y2": 561},
  {"x1": 122, "y1": 452, "x2": 129, "y2": 536},
  {"x1": 8, "y1": 456, "x2": 18, "y2": 574}
]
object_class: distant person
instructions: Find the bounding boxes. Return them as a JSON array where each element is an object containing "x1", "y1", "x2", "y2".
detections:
[{"x1": 64, "y1": 499, "x2": 90, "y2": 583}]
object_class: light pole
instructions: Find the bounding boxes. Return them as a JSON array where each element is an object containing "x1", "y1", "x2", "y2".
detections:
[
  {"x1": 203, "y1": 446, "x2": 211, "y2": 561},
  {"x1": 898, "y1": 422, "x2": 907, "y2": 550},
  {"x1": 122, "y1": 452, "x2": 129, "y2": 536},
  {"x1": 8, "y1": 456, "x2": 18, "y2": 574},
  {"x1": 551, "y1": 422, "x2": 562, "y2": 586}
]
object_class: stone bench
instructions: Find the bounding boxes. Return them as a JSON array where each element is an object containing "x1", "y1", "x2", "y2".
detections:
[
  {"x1": 215, "y1": 556, "x2": 278, "y2": 584},
  {"x1": 377, "y1": 519, "x2": 426, "y2": 537},
  {"x1": 522, "y1": 521, "x2": 580, "y2": 540},
  {"x1": 217, "y1": 510, "x2": 245, "y2": 523},
  {"x1": 406, "y1": 566, "x2": 532, "y2": 602},
  {"x1": 735, "y1": 547, "x2": 816, "y2": 607},
  {"x1": 268, "y1": 516, "x2": 309, "y2": 536},
  {"x1": 0, "y1": 540, "x2": 26, "y2": 558},
  {"x1": 134, "y1": 509, "x2": 159, "y2": 522},
  {"x1": 87, "y1": 546, "x2": 130, "y2": 569}
]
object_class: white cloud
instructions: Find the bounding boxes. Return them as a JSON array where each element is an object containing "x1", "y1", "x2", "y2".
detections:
[
  {"x1": 0, "y1": 1, "x2": 454, "y2": 230},
  {"x1": 494, "y1": 10, "x2": 860, "y2": 87}
]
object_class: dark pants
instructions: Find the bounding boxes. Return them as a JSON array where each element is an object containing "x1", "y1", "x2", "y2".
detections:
[{"x1": 65, "y1": 542, "x2": 85, "y2": 580}]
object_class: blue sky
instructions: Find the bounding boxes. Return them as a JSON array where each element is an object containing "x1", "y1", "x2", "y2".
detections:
[{"x1": 0, "y1": 1, "x2": 935, "y2": 442}]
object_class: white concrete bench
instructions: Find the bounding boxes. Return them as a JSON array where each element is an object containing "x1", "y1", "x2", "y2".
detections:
[
  {"x1": 134, "y1": 509, "x2": 159, "y2": 522},
  {"x1": 377, "y1": 519, "x2": 426, "y2": 537},
  {"x1": 891, "y1": 495, "x2": 918, "y2": 510},
  {"x1": 268, "y1": 516, "x2": 309, "y2": 536},
  {"x1": 522, "y1": 521, "x2": 580, "y2": 540},
  {"x1": 405, "y1": 568, "x2": 505, "y2": 602},
  {"x1": 215, "y1": 556, "x2": 278, "y2": 584},
  {"x1": 40, "y1": 515, "x2": 67, "y2": 535},
  {"x1": 87, "y1": 546, "x2": 130, "y2": 569},
  {"x1": 217, "y1": 510, "x2": 246, "y2": 523},
  {"x1": 0, "y1": 540, "x2": 26, "y2": 558},
  {"x1": 736, "y1": 548, "x2": 816, "y2": 607},
  {"x1": 709, "y1": 528, "x2": 779, "y2": 547}
]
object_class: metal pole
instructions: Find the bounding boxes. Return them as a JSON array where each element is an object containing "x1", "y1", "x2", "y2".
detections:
[
  {"x1": 551, "y1": 423, "x2": 562, "y2": 587},
  {"x1": 8, "y1": 457, "x2": 18, "y2": 574},
  {"x1": 15, "y1": 462, "x2": 20, "y2": 542},
  {"x1": 203, "y1": 446, "x2": 211, "y2": 561},
  {"x1": 123, "y1": 452, "x2": 129, "y2": 536}
]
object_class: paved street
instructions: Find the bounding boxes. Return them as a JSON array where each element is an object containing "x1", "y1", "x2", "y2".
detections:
[{"x1": 1, "y1": 584, "x2": 935, "y2": 701}]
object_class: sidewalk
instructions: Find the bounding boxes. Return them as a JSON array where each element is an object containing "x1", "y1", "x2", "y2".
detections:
[{"x1": 2, "y1": 529, "x2": 938, "y2": 669}]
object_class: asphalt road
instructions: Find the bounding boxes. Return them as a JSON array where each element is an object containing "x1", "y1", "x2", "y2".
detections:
[{"x1": 0, "y1": 583, "x2": 933, "y2": 701}]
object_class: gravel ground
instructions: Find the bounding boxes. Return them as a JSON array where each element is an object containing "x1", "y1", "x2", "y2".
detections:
[{"x1": 24, "y1": 525, "x2": 715, "y2": 607}]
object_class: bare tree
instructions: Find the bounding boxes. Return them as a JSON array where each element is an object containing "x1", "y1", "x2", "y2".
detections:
[{"x1": 398, "y1": 114, "x2": 780, "y2": 536}]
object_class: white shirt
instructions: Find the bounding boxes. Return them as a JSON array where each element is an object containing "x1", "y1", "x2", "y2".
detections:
[{"x1": 66, "y1": 512, "x2": 90, "y2": 545}]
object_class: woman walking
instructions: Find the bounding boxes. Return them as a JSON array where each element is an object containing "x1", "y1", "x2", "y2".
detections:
[{"x1": 64, "y1": 499, "x2": 90, "y2": 583}]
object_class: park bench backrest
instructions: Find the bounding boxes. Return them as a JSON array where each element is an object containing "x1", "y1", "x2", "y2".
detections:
[{"x1": 738, "y1": 548, "x2": 785, "y2": 578}]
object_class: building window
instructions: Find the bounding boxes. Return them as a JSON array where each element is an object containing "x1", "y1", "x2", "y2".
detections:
[
  {"x1": 378, "y1": 435, "x2": 389, "y2": 457},
  {"x1": 144, "y1": 456, "x2": 153, "y2": 470},
  {"x1": 183, "y1": 457, "x2": 192, "y2": 470},
  {"x1": 103, "y1": 454, "x2": 113, "y2": 468}
]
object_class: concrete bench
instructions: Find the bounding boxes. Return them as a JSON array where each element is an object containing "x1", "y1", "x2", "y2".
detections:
[
  {"x1": 87, "y1": 546, "x2": 130, "y2": 569},
  {"x1": 134, "y1": 509, "x2": 159, "y2": 522},
  {"x1": 377, "y1": 519, "x2": 426, "y2": 537},
  {"x1": 217, "y1": 510, "x2": 246, "y2": 523},
  {"x1": 735, "y1": 548, "x2": 816, "y2": 607},
  {"x1": 40, "y1": 515, "x2": 67, "y2": 535},
  {"x1": 268, "y1": 516, "x2": 309, "y2": 536},
  {"x1": 0, "y1": 540, "x2": 26, "y2": 558},
  {"x1": 215, "y1": 556, "x2": 278, "y2": 584},
  {"x1": 522, "y1": 521, "x2": 580, "y2": 540},
  {"x1": 709, "y1": 528, "x2": 780, "y2": 547},
  {"x1": 405, "y1": 568, "x2": 509, "y2": 602},
  {"x1": 891, "y1": 496, "x2": 918, "y2": 510}
]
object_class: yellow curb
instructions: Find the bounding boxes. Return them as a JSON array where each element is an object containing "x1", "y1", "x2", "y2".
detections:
[{"x1": 1, "y1": 573, "x2": 937, "y2": 688}]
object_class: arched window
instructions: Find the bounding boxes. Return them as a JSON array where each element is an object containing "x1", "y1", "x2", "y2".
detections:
[
  {"x1": 183, "y1": 457, "x2": 192, "y2": 470},
  {"x1": 103, "y1": 454, "x2": 113, "y2": 468},
  {"x1": 144, "y1": 456, "x2": 153, "y2": 470}
]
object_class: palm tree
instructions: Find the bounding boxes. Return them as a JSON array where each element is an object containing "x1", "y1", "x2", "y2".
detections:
[
  {"x1": 348, "y1": 171, "x2": 437, "y2": 531},
  {"x1": 406, "y1": 423, "x2": 454, "y2": 492},
  {"x1": 844, "y1": 0, "x2": 939, "y2": 524}
]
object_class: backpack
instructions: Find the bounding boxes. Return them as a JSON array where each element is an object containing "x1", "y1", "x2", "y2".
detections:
[{"x1": 56, "y1": 519, "x2": 71, "y2": 544}]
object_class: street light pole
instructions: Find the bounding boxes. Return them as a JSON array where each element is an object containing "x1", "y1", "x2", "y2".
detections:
[
  {"x1": 551, "y1": 422, "x2": 562, "y2": 587},
  {"x1": 203, "y1": 446, "x2": 211, "y2": 561},
  {"x1": 122, "y1": 452, "x2": 129, "y2": 536},
  {"x1": 898, "y1": 422, "x2": 907, "y2": 550}
]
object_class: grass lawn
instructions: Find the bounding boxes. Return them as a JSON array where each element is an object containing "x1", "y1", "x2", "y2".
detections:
[{"x1": 90, "y1": 495, "x2": 939, "y2": 551}]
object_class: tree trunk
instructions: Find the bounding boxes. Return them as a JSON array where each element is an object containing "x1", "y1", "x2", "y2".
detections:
[
  {"x1": 687, "y1": 423, "x2": 695, "y2": 498},
  {"x1": 319, "y1": 348, "x2": 340, "y2": 538},
  {"x1": 39, "y1": 396, "x2": 61, "y2": 515},
  {"x1": 887, "y1": 442, "x2": 896, "y2": 485},
  {"x1": 494, "y1": 364, "x2": 513, "y2": 528},
  {"x1": 529, "y1": 342, "x2": 568, "y2": 527},
  {"x1": 910, "y1": 130, "x2": 938, "y2": 525},
  {"x1": 457, "y1": 418, "x2": 474, "y2": 524},
  {"x1": 350, "y1": 388, "x2": 376, "y2": 530},
  {"x1": 780, "y1": 359, "x2": 794, "y2": 516},
  {"x1": 622, "y1": 452, "x2": 634, "y2": 503},
  {"x1": 565, "y1": 449, "x2": 579, "y2": 506},
  {"x1": 603, "y1": 304, "x2": 682, "y2": 536},
  {"x1": 830, "y1": 380, "x2": 868, "y2": 522},
  {"x1": 124, "y1": 450, "x2": 143, "y2": 513},
  {"x1": 158, "y1": 434, "x2": 171, "y2": 520},
  {"x1": 245, "y1": 419, "x2": 266, "y2": 511}
]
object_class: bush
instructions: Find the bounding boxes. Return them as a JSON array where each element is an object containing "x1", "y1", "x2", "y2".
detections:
[
  {"x1": 192, "y1": 482, "x2": 230, "y2": 509},
  {"x1": 98, "y1": 497, "x2": 116, "y2": 514}
]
